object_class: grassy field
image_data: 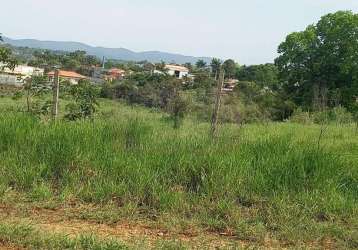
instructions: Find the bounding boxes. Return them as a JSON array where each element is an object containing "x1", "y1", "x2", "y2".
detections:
[{"x1": 0, "y1": 96, "x2": 357, "y2": 249}]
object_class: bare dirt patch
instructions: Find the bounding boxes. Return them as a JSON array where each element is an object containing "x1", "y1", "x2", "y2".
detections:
[
  {"x1": 0, "y1": 240, "x2": 24, "y2": 250},
  {"x1": 0, "y1": 203, "x2": 251, "y2": 249},
  {"x1": 0, "y1": 202, "x2": 336, "y2": 249}
]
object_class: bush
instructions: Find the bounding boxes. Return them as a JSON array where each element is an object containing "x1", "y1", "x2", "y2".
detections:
[
  {"x1": 64, "y1": 80, "x2": 99, "y2": 121},
  {"x1": 290, "y1": 108, "x2": 313, "y2": 124},
  {"x1": 217, "y1": 94, "x2": 268, "y2": 124},
  {"x1": 100, "y1": 73, "x2": 182, "y2": 111},
  {"x1": 329, "y1": 106, "x2": 353, "y2": 124},
  {"x1": 290, "y1": 107, "x2": 353, "y2": 124},
  {"x1": 100, "y1": 81, "x2": 114, "y2": 99},
  {"x1": 167, "y1": 94, "x2": 188, "y2": 129},
  {"x1": 12, "y1": 91, "x2": 23, "y2": 100},
  {"x1": 112, "y1": 80, "x2": 139, "y2": 104},
  {"x1": 31, "y1": 100, "x2": 52, "y2": 117}
]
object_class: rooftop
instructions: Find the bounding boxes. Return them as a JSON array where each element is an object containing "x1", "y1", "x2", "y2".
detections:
[
  {"x1": 47, "y1": 70, "x2": 86, "y2": 79},
  {"x1": 0, "y1": 64, "x2": 44, "y2": 75},
  {"x1": 165, "y1": 65, "x2": 189, "y2": 72},
  {"x1": 108, "y1": 68, "x2": 125, "y2": 73}
]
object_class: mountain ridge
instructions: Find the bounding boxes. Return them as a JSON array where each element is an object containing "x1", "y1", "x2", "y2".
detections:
[{"x1": 3, "y1": 37, "x2": 212, "y2": 64}]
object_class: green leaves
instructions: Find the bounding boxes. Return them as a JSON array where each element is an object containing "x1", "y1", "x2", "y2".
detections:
[
  {"x1": 24, "y1": 75, "x2": 52, "y2": 116},
  {"x1": 167, "y1": 93, "x2": 188, "y2": 129},
  {"x1": 210, "y1": 58, "x2": 222, "y2": 79},
  {"x1": 65, "y1": 80, "x2": 99, "y2": 121},
  {"x1": 0, "y1": 47, "x2": 17, "y2": 71},
  {"x1": 236, "y1": 64, "x2": 279, "y2": 89},
  {"x1": 275, "y1": 11, "x2": 358, "y2": 112},
  {"x1": 195, "y1": 59, "x2": 207, "y2": 69},
  {"x1": 25, "y1": 75, "x2": 52, "y2": 96},
  {"x1": 222, "y1": 59, "x2": 237, "y2": 79}
]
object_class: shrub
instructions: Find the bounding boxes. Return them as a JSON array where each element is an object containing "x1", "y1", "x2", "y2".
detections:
[
  {"x1": 329, "y1": 106, "x2": 353, "y2": 124},
  {"x1": 12, "y1": 91, "x2": 23, "y2": 100},
  {"x1": 64, "y1": 80, "x2": 99, "y2": 121},
  {"x1": 24, "y1": 75, "x2": 51, "y2": 113},
  {"x1": 167, "y1": 94, "x2": 188, "y2": 129},
  {"x1": 31, "y1": 100, "x2": 52, "y2": 117},
  {"x1": 290, "y1": 107, "x2": 354, "y2": 124},
  {"x1": 100, "y1": 81, "x2": 114, "y2": 99}
]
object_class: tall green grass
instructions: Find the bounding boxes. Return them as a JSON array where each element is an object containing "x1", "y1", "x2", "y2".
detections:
[
  {"x1": 0, "y1": 222, "x2": 127, "y2": 250},
  {"x1": 0, "y1": 102, "x2": 357, "y2": 245}
]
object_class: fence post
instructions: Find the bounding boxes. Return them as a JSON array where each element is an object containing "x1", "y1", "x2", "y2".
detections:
[
  {"x1": 52, "y1": 69, "x2": 59, "y2": 119},
  {"x1": 211, "y1": 68, "x2": 225, "y2": 138}
]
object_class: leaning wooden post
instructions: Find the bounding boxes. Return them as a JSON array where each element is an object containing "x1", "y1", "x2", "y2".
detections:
[
  {"x1": 26, "y1": 78, "x2": 32, "y2": 113},
  {"x1": 52, "y1": 69, "x2": 60, "y2": 120},
  {"x1": 211, "y1": 68, "x2": 225, "y2": 138}
]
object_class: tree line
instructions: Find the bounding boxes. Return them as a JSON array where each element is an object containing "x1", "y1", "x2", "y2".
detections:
[{"x1": 1, "y1": 11, "x2": 358, "y2": 125}]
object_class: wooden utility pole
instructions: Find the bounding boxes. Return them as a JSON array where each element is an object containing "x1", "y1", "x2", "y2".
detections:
[
  {"x1": 26, "y1": 78, "x2": 32, "y2": 113},
  {"x1": 211, "y1": 67, "x2": 225, "y2": 138},
  {"x1": 52, "y1": 69, "x2": 60, "y2": 120}
]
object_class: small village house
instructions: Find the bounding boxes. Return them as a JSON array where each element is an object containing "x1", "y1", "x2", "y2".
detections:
[
  {"x1": 47, "y1": 70, "x2": 86, "y2": 85},
  {"x1": 90, "y1": 66, "x2": 106, "y2": 84},
  {"x1": 222, "y1": 78, "x2": 239, "y2": 92},
  {"x1": 105, "y1": 68, "x2": 126, "y2": 81},
  {"x1": 165, "y1": 65, "x2": 189, "y2": 79},
  {"x1": 0, "y1": 64, "x2": 44, "y2": 86},
  {"x1": 90, "y1": 67, "x2": 126, "y2": 83}
]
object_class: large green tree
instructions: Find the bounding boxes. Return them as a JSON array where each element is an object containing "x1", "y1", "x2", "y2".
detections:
[
  {"x1": 222, "y1": 59, "x2": 237, "y2": 79},
  {"x1": 0, "y1": 34, "x2": 17, "y2": 70},
  {"x1": 275, "y1": 11, "x2": 358, "y2": 111},
  {"x1": 28, "y1": 49, "x2": 101, "y2": 74},
  {"x1": 195, "y1": 59, "x2": 207, "y2": 69},
  {"x1": 210, "y1": 58, "x2": 222, "y2": 79},
  {"x1": 236, "y1": 64, "x2": 279, "y2": 89}
]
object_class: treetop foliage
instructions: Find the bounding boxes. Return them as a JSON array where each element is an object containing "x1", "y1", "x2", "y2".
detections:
[
  {"x1": 0, "y1": 33, "x2": 18, "y2": 70},
  {"x1": 3, "y1": 10, "x2": 358, "y2": 124},
  {"x1": 275, "y1": 11, "x2": 358, "y2": 111}
]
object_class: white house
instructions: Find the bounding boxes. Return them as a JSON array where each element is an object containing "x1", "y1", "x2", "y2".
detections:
[
  {"x1": 0, "y1": 64, "x2": 44, "y2": 86},
  {"x1": 222, "y1": 79, "x2": 239, "y2": 92},
  {"x1": 165, "y1": 65, "x2": 189, "y2": 79}
]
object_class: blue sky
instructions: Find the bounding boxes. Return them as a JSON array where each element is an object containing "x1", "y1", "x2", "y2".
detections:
[{"x1": 2, "y1": 0, "x2": 358, "y2": 64}]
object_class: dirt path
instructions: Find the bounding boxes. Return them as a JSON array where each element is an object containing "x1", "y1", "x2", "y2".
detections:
[
  {"x1": 0, "y1": 203, "x2": 257, "y2": 249},
  {"x1": 0, "y1": 246, "x2": 23, "y2": 250},
  {"x1": 0, "y1": 202, "x2": 334, "y2": 249}
]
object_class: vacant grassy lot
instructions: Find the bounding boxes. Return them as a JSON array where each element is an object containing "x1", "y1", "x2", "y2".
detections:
[{"x1": 0, "y1": 97, "x2": 357, "y2": 249}]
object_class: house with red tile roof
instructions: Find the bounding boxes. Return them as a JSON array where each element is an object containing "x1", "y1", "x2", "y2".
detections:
[
  {"x1": 47, "y1": 70, "x2": 86, "y2": 85},
  {"x1": 105, "y1": 68, "x2": 126, "y2": 81}
]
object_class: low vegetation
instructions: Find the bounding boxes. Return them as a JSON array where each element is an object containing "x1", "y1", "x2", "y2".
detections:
[
  {"x1": 0, "y1": 222, "x2": 127, "y2": 250},
  {"x1": 0, "y1": 97, "x2": 357, "y2": 249},
  {"x1": 0, "y1": 10, "x2": 358, "y2": 249}
]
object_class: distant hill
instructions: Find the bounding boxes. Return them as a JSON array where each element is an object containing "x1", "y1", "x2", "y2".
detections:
[{"x1": 3, "y1": 37, "x2": 211, "y2": 64}]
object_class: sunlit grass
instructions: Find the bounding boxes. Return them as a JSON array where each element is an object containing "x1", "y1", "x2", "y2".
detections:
[{"x1": 0, "y1": 97, "x2": 357, "y2": 247}]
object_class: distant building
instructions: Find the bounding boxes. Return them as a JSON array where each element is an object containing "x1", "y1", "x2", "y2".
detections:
[
  {"x1": 222, "y1": 79, "x2": 239, "y2": 92},
  {"x1": 2, "y1": 65, "x2": 44, "y2": 77},
  {"x1": 165, "y1": 65, "x2": 189, "y2": 79},
  {"x1": 0, "y1": 64, "x2": 44, "y2": 86},
  {"x1": 105, "y1": 68, "x2": 126, "y2": 81},
  {"x1": 91, "y1": 67, "x2": 105, "y2": 79},
  {"x1": 47, "y1": 70, "x2": 86, "y2": 85},
  {"x1": 153, "y1": 69, "x2": 165, "y2": 75},
  {"x1": 90, "y1": 67, "x2": 126, "y2": 83}
]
